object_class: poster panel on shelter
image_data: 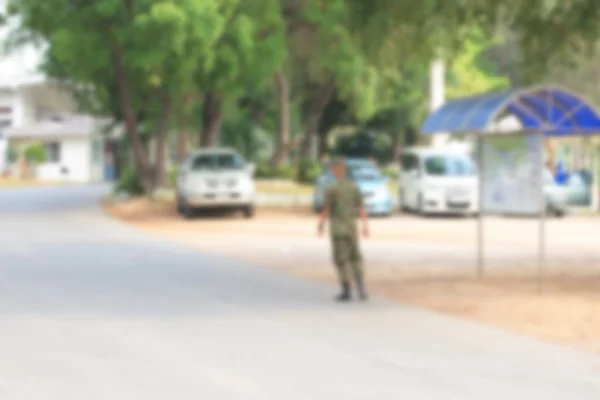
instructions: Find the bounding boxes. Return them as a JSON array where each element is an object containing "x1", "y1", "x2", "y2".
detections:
[
  {"x1": 481, "y1": 133, "x2": 543, "y2": 214},
  {"x1": 552, "y1": 139, "x2": 595, "y2": 207}
]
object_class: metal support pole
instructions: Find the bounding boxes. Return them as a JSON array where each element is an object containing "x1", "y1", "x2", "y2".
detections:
[
  {"x1": 477, "y1": 133, "x2": 484, "y2": 278},
  {"x1": 592, "y1": 146, "x2": 599, "y2": 211},
  {"x1": 537, "y1": 130, "x2": 546, "y2": 293}
]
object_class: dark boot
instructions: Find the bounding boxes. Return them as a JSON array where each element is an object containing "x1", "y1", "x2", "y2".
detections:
[
  {"x1": 335, "y1": 282, "x2": 351, "y2": 302},
  {"x1": 357, "y1": 278, "x2": 368, "y2": 301}
]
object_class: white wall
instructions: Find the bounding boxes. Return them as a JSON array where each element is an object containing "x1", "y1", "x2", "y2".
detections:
[
  {"x1": 36, "y1": 137, "x2": 92, "y2": 182},
  {"x1": 21, "y1": 84, "x2": 77, "y2": 121},
  {"x1": 19, "y1": 90, "x2": 36, "y2": 126},
  {"x1": 0, "y1": 90, "x2": 11, "y2": 171},
  {"x1": 0, "y1": 83, "x2": 78, "y2": 129},
  {"x1": 0, "y1": 139, "x2": 6, "y2": 172},
  {"x1": 14, "y1": 85, "x2": 76, "y2": 127},
  {"x1": 90, "y1": 135, "x2": 105, "y2": 181}
]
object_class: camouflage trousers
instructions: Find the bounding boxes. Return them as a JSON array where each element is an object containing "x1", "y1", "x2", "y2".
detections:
[{"x1": 330, "y1": 234, "x2": 363, "y2": 284}]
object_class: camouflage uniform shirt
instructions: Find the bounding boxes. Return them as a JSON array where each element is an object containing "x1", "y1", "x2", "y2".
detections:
[{"x1": 324, "y1": 178, "x2": 364, "y2": 237}]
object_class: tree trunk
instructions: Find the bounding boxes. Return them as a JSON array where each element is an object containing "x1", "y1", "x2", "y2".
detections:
[
  {"x1": 317, "y1": 128, "x2": 329, "y2": 159},
  {"x1": 177, "y1": 130, "x2": 188, "y2": 163},
  {"x1": 272, "y1": 70, "x2": 291, "y2": 166},
  {"x1": 176, "y1": 94, "x2": 195, "y2": 163},
  {"x1": 300, "y1": 77, "x2": 336, "y2": 159},
  {"x1": 111, "y1": 41, "x2": 152, "y2": 193},
  {"x1": 200, "y1": 92, "x2": 223, "y2": 147},
  {"x1": 390, "y1": 131, "x2": 402, "y2": 163},
  {"x1": 153, "y1": 94, "x2": 173, "y2": 189}
]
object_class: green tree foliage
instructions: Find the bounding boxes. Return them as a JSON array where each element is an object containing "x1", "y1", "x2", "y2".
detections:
[
  {"x1": 446, "y1": 28, "x2": 510, "y2": 99},
  {"x1": 6, "y1": 0, "x2": 600, "y2": 191},
  {"x1": 287, "y1": 0, "x2": 401, "y2": 159},
  {"x1": 7, "y1": 0, "x2": 228, "y2": 193},
  {"x1": 345, "y1": 0, "x2": 600, "y2": 77},
  {"x1": 195, "y1": 0, "x2": 287, "y2": 146},
  {"x1": 220, "y1": 107, "x2": 274, "y2": 162}
]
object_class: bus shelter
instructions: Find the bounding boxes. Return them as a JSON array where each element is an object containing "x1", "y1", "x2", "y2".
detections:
[{"x1": 420, "y1": 85, "x2": 600, "y2": 290}]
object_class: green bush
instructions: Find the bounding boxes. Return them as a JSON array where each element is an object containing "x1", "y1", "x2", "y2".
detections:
[
  {"x1": 23, "y1": 142, "x2": 47, "y2": 164},
  {"x1": 114, "y1": 167, "x2": 144, "y2": 196},
  {"x1": 297, "y1": 157, "x2": 322, "y2": 184},
  {"x1": 168, "y1": 166, "x2": 178, "y2": 188},
  {"x1": 254, "y1": 162, "x2": 297, "y2": 180},
  {"x1": 382, "y1": 166, "x2": 399, "y2": 180},
  {"x1": 255, "y1": 162, "x2": 274, "y2": 178},
  {"x1": 273, "y1": 164, "x2": 296, "y2": 179}
]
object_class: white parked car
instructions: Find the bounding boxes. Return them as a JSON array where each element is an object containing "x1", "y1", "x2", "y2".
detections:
[
  {"x1": 175, "y1": 148, "x2": 256, "y2": 218},
  {"x1": 399, "y1": 147, "x2": 478, "y2": 216}
]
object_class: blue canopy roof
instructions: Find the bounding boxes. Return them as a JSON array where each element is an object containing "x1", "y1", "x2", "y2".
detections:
[{"x1": 421, "y1": 86, "x2": 600, "y2": 136}]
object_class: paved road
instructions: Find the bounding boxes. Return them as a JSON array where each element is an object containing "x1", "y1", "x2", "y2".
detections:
[{"x1": 0, "y1": 185, "x2": 598, "y2": 399}]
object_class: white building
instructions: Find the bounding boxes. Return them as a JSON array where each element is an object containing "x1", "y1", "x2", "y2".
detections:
[
  {"x1": 0, "y1": 75, "x2": 72, "y2": 171},
  {"x1": 6, "y1": 113, "x2": 115, "y2": 182},
  {"x1": 0, "y1": 75, "x2": 120, "y2": 182}
]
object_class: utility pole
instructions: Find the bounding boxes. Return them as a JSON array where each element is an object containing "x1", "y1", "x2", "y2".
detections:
[{"x1": 429, "y1": 58, "x2": 447, "y2": 148}]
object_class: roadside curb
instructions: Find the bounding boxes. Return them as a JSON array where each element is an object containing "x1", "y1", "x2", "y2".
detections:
[{"x1": 110, "y1": 189, "x2": 313, "y2": 208}]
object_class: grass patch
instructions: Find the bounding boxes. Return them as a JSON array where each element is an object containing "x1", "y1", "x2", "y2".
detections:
[{"x1": 255, "y1": 180, "x2": 314, "y2": 195}]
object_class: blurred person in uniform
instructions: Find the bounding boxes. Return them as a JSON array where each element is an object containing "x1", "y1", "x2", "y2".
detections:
[{"x1": 318, "y1": 156, "x2": 369, "y2": 301}]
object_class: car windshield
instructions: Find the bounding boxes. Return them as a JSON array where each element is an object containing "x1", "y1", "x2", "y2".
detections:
[
  {"x1": 568, "y1": 175, "x2": 581, "y2": 186},
  {"x1": 423, "y1": 155, "x2": 475, "y2": 176},
  {"x1": 349, "y1": 166, "x2": 382, "y2": 181},
  {"x1": 191, "y1": 153, "x2": 245, "y2": 170}
]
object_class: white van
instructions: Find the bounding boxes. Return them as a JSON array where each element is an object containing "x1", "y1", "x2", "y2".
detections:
[{"x1": 399, "y1": 147, "x2": 478, "y2": 215}]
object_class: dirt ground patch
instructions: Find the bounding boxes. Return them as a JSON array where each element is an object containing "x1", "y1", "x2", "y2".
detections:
[
  {"x1": 105, "y1": 197, "x2": 600, "y2": 355},
  {"x1": 289, "y1": 267, "x2": 600, "y2": 355},
  {"x1": 255, "y1": 179, "x2": 313, "y2": 194},
  {"x1": 0, "y1": 177, "x2": 74, "y2": 188},
  {"x1": 103, "y1": 196, "x2": 314, "y2": 222}
]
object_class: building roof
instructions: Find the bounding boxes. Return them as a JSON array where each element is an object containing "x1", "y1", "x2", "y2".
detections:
[
  {"x1": 5, "y1": 114, "x2": 118, "y2": 139},
  {"x1": 421, "y1": 86, "x2": 600, "y2": 136}
]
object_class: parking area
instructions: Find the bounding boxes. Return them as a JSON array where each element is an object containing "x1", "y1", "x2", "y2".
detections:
[
  {"x1": 106, "y1": 197, "x2": 600, "y2": 354},
  {"x1": 108, "y1": 197, "x2": 600, "y2": 270}
]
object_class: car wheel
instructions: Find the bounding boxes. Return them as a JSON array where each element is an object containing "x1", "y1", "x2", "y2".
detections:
[
  {"x1": 416, "y1": 193, "x2": 426, "y2": 216},
  {"x1": 399, "y1": 191, "x2": 408, "y2": 212},
  {"x1": 243, "y1": 204, "x2": 255, "y2": 218},
  {"x1": 554, "y1": 209, "x2": 565, "y2": 218},
  {"x1": 182, "y1": 203, "x2": 195, "y2": 219},
  {"x1": 177, "y1": 194, "x2": 194, "y2": 219},
  {"x1": 176, "y1": 193, "x2": 184, "y2": 214}
]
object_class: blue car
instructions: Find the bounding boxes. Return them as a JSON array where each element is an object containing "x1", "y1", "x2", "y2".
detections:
[{"x1": 313, "y1": 158, "x2": 394, "y2": 216}]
